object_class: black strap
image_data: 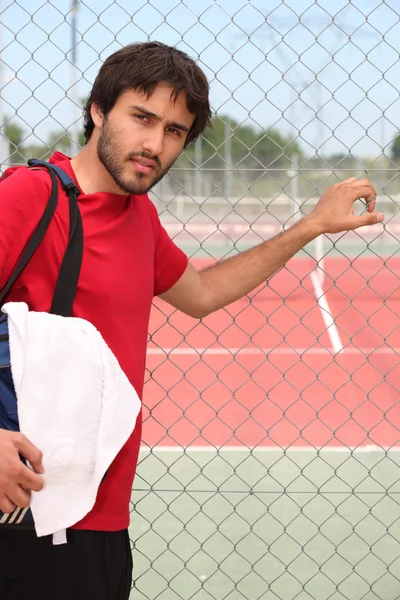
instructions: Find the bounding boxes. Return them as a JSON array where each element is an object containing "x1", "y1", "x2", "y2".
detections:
[
  {"x1": 0, "y1": 161, "x2": 83, "y2": 318},
  {"x1": 27, "y1": 159, "x2": 80, "y2": 197},
  {"x1": 50, "y1": 185, "x2": 83, "y2": 317}
]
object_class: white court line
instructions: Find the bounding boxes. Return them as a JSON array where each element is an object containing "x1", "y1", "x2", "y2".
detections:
[
  {"x1": 139, "y1": 445, "x2": 400, "y2": 453},
  {"x1": 310, "y1": 270, "x2": 343, "y2": 354},
  {"x1": 147, "y1": 347, "x2": 400, "y2": 356},
  {"x1": 148, "y1": 269, "x2": 396, "y2": 358}
]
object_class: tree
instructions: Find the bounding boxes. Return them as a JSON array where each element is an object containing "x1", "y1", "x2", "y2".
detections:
[
  {"x1": 183, "y1": 115, "x2": 302, "y2": 168},
  {"x1": 4, "y1": 120, "x2": 24, "y2": 148},
  {"x1": 251, "y1": 128, "x2": 302, "y2": 168},
  {"x1": 47, "y1": 129, "x2": 85, "y2": 154},
  {"x1": 17, "y1": 144, "x2": 51, "y2": 161},
  {"x1": 391, "y1": 132, "x2": 400, "y2": 161},
  {"x1": 3, "y1": 118, "x2": 26, "y2": 163},
  {"x1": 169, "y1": 115, "x2": 304, "y2": 196}
]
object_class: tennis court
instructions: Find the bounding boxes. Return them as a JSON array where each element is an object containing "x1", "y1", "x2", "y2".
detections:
[{"x1": 130, "y1": 248, "x2": 400, "y2": 599}]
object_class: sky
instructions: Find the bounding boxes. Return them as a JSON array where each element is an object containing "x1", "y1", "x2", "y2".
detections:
[{"x1": 1, "y1": 0, "x2": 400, "y2": 159}]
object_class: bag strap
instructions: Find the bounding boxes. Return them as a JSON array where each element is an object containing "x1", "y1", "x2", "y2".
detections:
[
  {"x1": 49, "y1": 169, "x2": 83, "y2": 317},
  {"x1": 28, "y1": 159, "x2": 80, "y2": 194},
  {"x1": 0, "y1": 159, "x2": 83, "y2": 318}
]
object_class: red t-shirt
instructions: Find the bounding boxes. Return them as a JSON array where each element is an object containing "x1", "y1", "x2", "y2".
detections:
[{"x1": 0, "y1": 152, "x2": 188, "y2": 530}]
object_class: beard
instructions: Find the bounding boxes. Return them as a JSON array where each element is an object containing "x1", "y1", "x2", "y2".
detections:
[{"x1": 97, "y1": 117, "x2": 178, "y2": 195}]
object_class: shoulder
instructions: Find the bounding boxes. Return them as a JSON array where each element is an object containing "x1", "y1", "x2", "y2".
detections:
[
  {"x1": 0, "y1": 165, "x2": 53, "y2": 226},
  {"x1": 2, "y1": 164, "x2": 52, "y2": 198},
  {"x1": 0, "y1": 165, "x2": 56, "y2": 289}
]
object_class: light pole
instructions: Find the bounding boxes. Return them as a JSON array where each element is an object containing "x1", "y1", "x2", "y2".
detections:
[
  {"x1": 224, "y1": 118, "x2": 232, "y2": 201},
  {"x1": 70, "y1": 0, "x2": 80, "y2": 156},
  {"x1": 0, "y1": 0, "x2": 9, "y2": 170},
  {"x1": 194, "y1": 135, "x2": 203, "y2": 200}
]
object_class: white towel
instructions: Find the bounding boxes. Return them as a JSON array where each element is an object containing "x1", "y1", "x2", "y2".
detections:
[{"x1": 2, "y1": 302, "x2": 141, "y2": 538}]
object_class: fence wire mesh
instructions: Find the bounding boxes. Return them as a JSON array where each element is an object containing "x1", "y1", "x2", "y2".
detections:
[{"x1": 1, "y1": 0, "x2": 400, "y2": 598}]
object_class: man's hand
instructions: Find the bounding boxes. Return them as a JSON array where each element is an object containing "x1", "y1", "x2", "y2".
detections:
[
  {"x1": 0, "y1": 430, "x2": 44, "y2": 514},
  {"x1": 310, "y1": 177, "x2": 384, "y2": 235}
]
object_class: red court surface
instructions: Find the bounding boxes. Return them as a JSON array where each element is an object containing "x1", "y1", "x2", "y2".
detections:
[{"x1": 142, "y1": 257, "x2": 400, "y2": 450}]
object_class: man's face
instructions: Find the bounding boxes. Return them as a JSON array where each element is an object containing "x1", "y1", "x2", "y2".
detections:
[{"x1": 94, "y1": 83, "x2": 195, "y2": 195}]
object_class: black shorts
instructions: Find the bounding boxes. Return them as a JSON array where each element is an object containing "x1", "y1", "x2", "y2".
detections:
[{"x1": 0, "y1": 527, "x2": 133, "y2": 600}]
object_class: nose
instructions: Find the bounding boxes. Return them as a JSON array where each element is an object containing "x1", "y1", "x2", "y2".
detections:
[{"x1": 142, "y1": 125, "x2": 165, "y2": 158}]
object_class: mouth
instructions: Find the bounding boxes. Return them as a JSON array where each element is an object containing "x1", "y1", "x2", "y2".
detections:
[{"x1": 131, "y1": 158, "x2": 157, "y2": 175}]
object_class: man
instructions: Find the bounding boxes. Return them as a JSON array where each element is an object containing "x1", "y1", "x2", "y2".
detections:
[{"x1": 0, "y1": 41, "x2": 383, "y2": 599}]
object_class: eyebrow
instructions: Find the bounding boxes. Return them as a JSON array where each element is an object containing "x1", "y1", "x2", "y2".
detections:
[{"x1": 129, "y1": 104, "x2": 190, "y2": 133}]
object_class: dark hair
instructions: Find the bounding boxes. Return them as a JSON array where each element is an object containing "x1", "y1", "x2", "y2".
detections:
[{"x1": 83, "y1": 41, "x2": 211, "y2": 147}]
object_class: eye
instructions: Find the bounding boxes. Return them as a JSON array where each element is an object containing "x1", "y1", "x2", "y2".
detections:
[
  {"x1": 135, "y1": 114, "x2": 150, "y2": 123},
  {"x1": 167, "y1": 127, "x2": 181, "y2": 137}
]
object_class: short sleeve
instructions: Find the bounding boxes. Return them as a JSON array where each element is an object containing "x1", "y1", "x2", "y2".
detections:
[
  {"x1": 0, "y1": 166, "x2": 51, "y2": 290},
  {"x1": 149, "y1": 201, "x2": 188, "y2": 296}
]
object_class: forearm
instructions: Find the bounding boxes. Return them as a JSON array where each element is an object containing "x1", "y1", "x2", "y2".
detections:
[
  {"x1": 161, "y1": 178, "x2": 380, "y2": 319},
  {"x1": 200, "y1": 215, "x2": 321, "y2": 313}
]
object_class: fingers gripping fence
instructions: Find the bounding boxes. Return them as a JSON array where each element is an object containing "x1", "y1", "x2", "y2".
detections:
[{"x1": 1, "y1": 0, "x2": 400, "y2": 597}]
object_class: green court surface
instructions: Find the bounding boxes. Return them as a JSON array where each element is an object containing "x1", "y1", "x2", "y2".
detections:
[{"x1": 129, "y1": 448, "x2": 400, "y2": 600}]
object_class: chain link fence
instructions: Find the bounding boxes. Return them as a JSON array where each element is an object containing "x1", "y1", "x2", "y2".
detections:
[{"x1": 1, "y1": 1, "x2": 400, "y2": 598}]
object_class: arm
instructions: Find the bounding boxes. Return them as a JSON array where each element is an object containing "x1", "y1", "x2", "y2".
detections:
[
  {"x1": 160, "y1": 178, "x2": 384, "y2": 318},
  {"x1": 0, "y1": 167, "x2": 49, "y2": 513}
]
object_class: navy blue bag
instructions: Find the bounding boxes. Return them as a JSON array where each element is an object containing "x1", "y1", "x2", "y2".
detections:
[{"x1": 0, "y1": 159, "x2": 83, "y2": 527}]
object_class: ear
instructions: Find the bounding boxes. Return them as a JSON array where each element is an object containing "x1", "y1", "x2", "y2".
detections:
[{"x1": 91, "y1": 103, "x2": 104, "y2": 128}]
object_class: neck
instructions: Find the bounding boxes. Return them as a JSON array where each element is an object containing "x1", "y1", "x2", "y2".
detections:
[{"x1": 70, "y1": 141, "x2": 128, "y2": 196}]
